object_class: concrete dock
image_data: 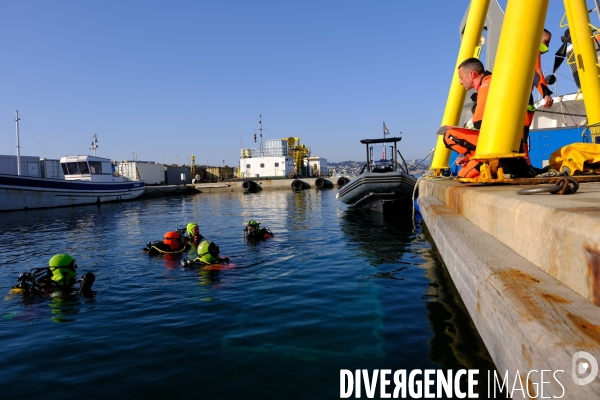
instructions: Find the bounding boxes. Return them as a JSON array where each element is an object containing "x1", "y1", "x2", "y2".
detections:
[
  {"x1": 418, "y1": 178, "x2": 600, "y2": 397},
  {"x1": 190, "y1": 177, "x2": 346, "y2": 193},
  {"x1": 141, "y1": 177, "x2": 349, "y2": 197}
]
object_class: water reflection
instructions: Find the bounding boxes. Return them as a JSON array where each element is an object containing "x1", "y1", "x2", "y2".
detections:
[
  {"x1": 339, "y1": 208, "x2": 415, "y2": 266},
  {"x1": 48, "y1": 291, "x2": 95, "y2": 323},
  {"x1": 3, "y1": 290, "x2": 96, "y2": 323},
  {"x1": 419, "y1": 224, "x2": 506, "y2": 397},
  {"x1": 0, "y1": 190, "x2": 502, "y2": 398},
  {"x1": 338, "y1": 207, "x2": 501, "y2": 396},
  {"x1": 161, "y1": 253, "x2": 182, "y2": 270}
]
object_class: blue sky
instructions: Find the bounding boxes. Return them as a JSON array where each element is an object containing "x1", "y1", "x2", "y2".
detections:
[{"x1": 0, "y1": 1, "x2": 583, "y2": 165}]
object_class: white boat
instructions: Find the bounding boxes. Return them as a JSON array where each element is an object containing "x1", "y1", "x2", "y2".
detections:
[
  {"x1": 0, "y1": 114, "x2": 145, "y2": 212},
  {"x1": 336, "y1": 136, "x2": 416, "y2": 211}
]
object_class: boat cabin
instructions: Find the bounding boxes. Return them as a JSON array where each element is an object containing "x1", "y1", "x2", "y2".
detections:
[
  {"x1": 60, "y1": 155, "x2": 123, "y2": 182},
  {"x1": 360, "y1": 137, "x2": 402, "y2": 173}
]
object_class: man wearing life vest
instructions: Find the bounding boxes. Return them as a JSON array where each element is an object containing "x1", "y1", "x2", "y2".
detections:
[
  {"x1": 443, "y1": 57, "x2": 536, "y2": 178},
  {"x1": 163, "y1": 231, "x2": 183, "y2": 251},
  {"x1": 48, "y1": 253, "x2": 78, "y2": 287},
  {"x1": 48, "y1": 253, "x2": 95, "y2": 291},
  {"x1": 185, "y1": 222, "x2": 204, "y2": 244},
  {"x1": 524, "y1": 29, "x2": 554, "y2": 161},
  {"x1": 145, "y1": 231, "x2": 190, "y2": 255},
  {"x1": 195, "y1": 240, "x2": 229, "y2": 265},
  {"x1": 244, "y1": 220, "x2": 274, "y2": 242},
  {"x1": 11, "y1": 253, "x2": 95, "y2": 294},
  {"x1": 441, "y1": 57, "x2": 491, "y2": 178}
]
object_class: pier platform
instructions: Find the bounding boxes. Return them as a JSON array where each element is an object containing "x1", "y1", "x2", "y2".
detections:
[
  {"x1": 191, "y1": 177, "x2": 347, "y2": 193},
  {"x1": 142, "y1": 185, "x2": 199, "y2": 197},
  {"x1": 140, "y1": 177, "x2": 349, "y2": 197},
  {"x1": 417, "y1": 178, "x2": 600, "y2": 397}
]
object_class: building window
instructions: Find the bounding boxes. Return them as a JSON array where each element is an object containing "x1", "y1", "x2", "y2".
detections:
[
  {"x1": 274, "y1": 162, "x2": 279, "y2": 167},
  {"x1": 246, "y1": 164, "x2": 251, "y2": 168},
  {"x1": 260, "y1": 163, "x2": 265, "y2": 168}
]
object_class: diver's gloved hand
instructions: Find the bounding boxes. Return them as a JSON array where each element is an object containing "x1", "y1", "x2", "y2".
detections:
[
  {"x1": 79, "y1": 272, "x2": 95, "y2": 291},
  {"x1": 221, "y1": 257, "x2": 230, "y2": 263}
]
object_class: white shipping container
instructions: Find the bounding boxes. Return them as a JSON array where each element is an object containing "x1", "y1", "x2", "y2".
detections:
[
  {"x1": 265, "y1": 139, "x2": 286, "y2": 148},
  {"x1": 262, "y1": 139, "x2": 287, "y2": 156},
  {"x1": 40, "y1": 158, "x2": 64, "y2": 179},
  {"x1": 117, "y1": 161, "x2": 164, "y2": 184},
  {"x1": 0, "y1": 155, "x2": 41, "y2": 177},
  {"x1": 263, "y1": 148, "x2": 285, "y2": 157}
]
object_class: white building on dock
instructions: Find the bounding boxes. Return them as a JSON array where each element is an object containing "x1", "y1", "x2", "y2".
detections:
[{"x1": 239, "y1": 139, "x2": 295, "y2": 178}]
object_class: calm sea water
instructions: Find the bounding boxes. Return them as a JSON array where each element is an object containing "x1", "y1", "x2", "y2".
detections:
[{"x1": 0, "y1": 189, "x2": 499, "y2": 399}]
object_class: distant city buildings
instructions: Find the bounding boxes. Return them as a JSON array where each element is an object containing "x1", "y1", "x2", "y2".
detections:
[{"x1": 328, "y1": 159, "x2": 429, "y2": 177}]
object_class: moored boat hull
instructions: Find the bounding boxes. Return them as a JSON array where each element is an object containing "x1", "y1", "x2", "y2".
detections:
[
  {"x1": 336, "y1": 171, "x2": 416, "y2": 210},
  {"x1": 0, "y1": 174, "x2": 145, "y2": 211}
]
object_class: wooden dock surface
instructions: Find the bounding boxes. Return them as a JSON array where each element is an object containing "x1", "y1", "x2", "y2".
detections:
[{"x1": 418, "y1": 179, "x2": 600, "y2": 397}]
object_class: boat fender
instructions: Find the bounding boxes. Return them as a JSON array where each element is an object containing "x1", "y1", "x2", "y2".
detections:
[
  {"x1": 315, "y1": 177, "x2": 333, "y2": 189},
  {"x1": 291, "y1": 179, "x2": 309, "y2": 190},
  {"x1": 337, "y1": 177, "x2": 350, "y2": 187},
  {"x1": 242, "y1": 180, "x2": 259, "y2": 193}
]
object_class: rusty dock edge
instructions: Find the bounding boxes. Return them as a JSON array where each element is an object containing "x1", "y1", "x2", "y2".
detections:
[{"x1": 417, "y1": 179, "x2": 600, "y2": 397}]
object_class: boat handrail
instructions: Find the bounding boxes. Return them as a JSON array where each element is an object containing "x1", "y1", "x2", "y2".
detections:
[{"x1": 360, "y1": 137, "x2": 401, "y2": 145}]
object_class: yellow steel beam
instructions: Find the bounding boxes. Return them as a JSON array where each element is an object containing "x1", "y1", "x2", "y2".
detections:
[
  {"x1": 564, "y1": 0, "x2": 600, "y2": 127},
  {"x1": 474, "y1": 0, "x2": 549, "y2": 159},
  {"x1": 430, "y1": 0, "x2": 491, "y2": 171}
]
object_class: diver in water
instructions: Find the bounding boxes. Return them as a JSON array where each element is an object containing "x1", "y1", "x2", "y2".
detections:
[
  {"x1": 184, "y1": 222, "x2": 204, "y2": 245},
  {"x1": 11, "y1": 253, "x2": 95, "y2": 295},
  {"x1": 145, "y1": 231, "x2": 190, "y2": 255},
  {"x1": 182, "y1": 240, "x2": 229, "y2": 267},
  {"x1": 244, "y1": 220, "x2": 274, "y2": 243}
]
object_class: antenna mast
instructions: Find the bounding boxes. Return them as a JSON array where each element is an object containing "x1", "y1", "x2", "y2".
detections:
[
  {"x1": 90, "y1": 133, "x2": 99, "y2": 156},
  {"x1": 259, "y1": 114, "x2": 263, "y2": 156},
  {"x1": 15, "y1": 110, "x2": 21, "y2": 176}
]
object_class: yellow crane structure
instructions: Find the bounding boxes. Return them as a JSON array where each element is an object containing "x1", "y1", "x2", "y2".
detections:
[
  {"x1": 287, "y1": 137, "x2": 310, "y2": 177},
  {"x1": 430, "y1": 0, "x2": 600, "y2": 182}
]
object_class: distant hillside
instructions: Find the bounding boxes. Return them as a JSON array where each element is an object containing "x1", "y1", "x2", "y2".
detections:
[{"x1": 328, "y1": 159, "x2": 430, "y2": 176}]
